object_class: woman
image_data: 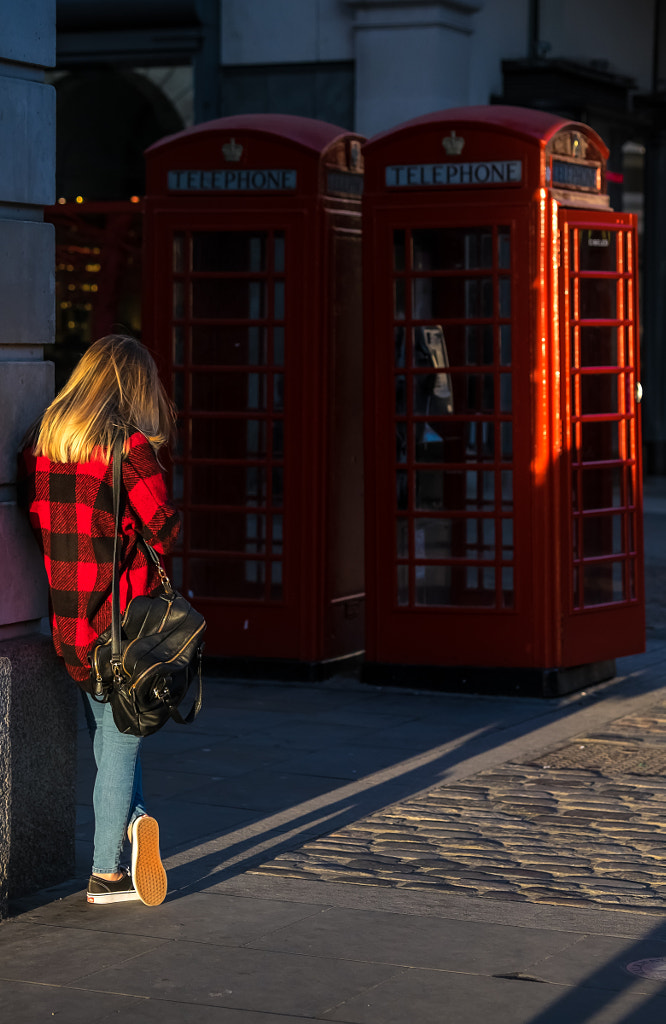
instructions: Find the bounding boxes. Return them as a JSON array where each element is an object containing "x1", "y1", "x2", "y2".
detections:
[{"x1": 20, "y1": 334, "x2": 181, "y2": 906}]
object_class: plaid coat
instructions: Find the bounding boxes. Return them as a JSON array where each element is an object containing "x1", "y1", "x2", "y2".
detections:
[{"x1": 20, "y1": 431, "x2": 181, "y2": 689}]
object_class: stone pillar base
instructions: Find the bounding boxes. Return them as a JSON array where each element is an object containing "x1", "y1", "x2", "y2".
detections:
[{"x1": 0, "y1": 635, "x2": 76, "y2": 918}]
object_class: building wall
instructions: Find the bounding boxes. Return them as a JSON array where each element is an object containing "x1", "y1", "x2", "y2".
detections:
[
  {"x1": 218, "y1": 0, "x2": 660, "y2": 134},
  {"x1": 0, "y1": 0, "x2": 76, "y2": 917},
  {"x1": 539, "y1": 0, "x2": 656, "y2": 91}
]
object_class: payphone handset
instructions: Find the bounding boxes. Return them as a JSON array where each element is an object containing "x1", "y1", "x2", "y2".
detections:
[{"x1": 416, "y1": 325, "x2": 453, "y2": 413}]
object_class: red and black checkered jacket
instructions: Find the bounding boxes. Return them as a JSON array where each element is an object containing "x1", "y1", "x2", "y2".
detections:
[{"x1": 20, "y1": 431, "x2": 181, "y2": 689}]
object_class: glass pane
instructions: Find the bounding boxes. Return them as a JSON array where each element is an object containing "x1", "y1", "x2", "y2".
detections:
[
  {"x1": 192, "y1": 279, "x2": 266, "y2": 319},
  {"x1": 396, "y1": 470, "x2": 408, "y2": 510},
  {"x1": 173, "y1": 280, "x2": 185, "y2": 319},
  {"x1": 270, "y1": 561, "x2": 283, "y2": 600},
  {"x1": 498, "y1": 228, "x2": 511, "y2": 269},
  {"x1": 394, "y1": 230, "x2": 406, "y2": 271},
  {"x1": 500, "y1": 374, "x2": 512, "y2": 412},
  {"x1": 414, "y1": 469, "x2": 495, "y2": 511},
  {"x1": 582, "y1": 514, "x2": 624, "y2": 557},
  {"x1": 192, "y1": 231, "x2": 265, "y2": 272},
  {"x1": 502, "y1": 567, "x2": 514, "y2": 607},
  {"x1": 191, "y1": 372, "x2": 267, "y2": 413},
  {"x1": 171, "y1": 556, "x2": 183, "y2": 589},
  {"x1": 414, "y1": 420, "x2": 494, "y2": 464},
  {"x1": 172, "y1": 462, "x2": 184, "y2": 501},
  {"x1": 415, "y1": 470, "x2": 443, "y2": 510},
  {"x1": 272, "y1": 514, "x2": 283, "y2": 554},
  {"x1": 581, "y1": 421, "x2": 619, "y2": 462},
  {"x1": 500, "y1": 326, "x2": 512, "y2": 365},
  {"x1": 273, "y1": 373, "x2": 284, "y2": 411},
  {"x1": 413, "y1": 517, "x2": 456, "y2": 559},
  {"x1": 580, "y1": 375, "x2": 619, "y2": 415},
  {"x1": 397, "y1": 564, "x2": 409, "y2": 605},
  {"x1": 189, "y1": 557, "x2": 266, "y2": 599},
  {"x1": 394, "y1": 279, "x2": 405, "y2": 319},
  {"x1": 501, "y1": 470, "x2": 513, "y2": 507},
  {"x1": 174, "y1": 419, "x2": 186, "y2": 458},
  {"x1": 414, "y1": 373, "x2": 494, "y2": 416},
  {"x1": 577, "y1": 229, "x2": 617, "y2": 272},
  {"x1": 273, "y1": 326, "x2": 284, "y2": 365},
  {"x1": 191, "y1": 325, "x2": 267, "y2": 366},
  {"x1": 397, "y1": 518, "x2": 408, "y2": 558},
  {"x1": 396, "y1": 375, "x2": 407, "y2": 414},
  {"x1": 396, "y1": 422, "x2": 407, "y2": 463},
  {"x1": 415, "y1": 565, "x2": 496, "y2": 607},
  {"x1": 579, "y1": 278, "x2": 617, "y2": 320},
  {"x1": 463, "y1": 516, "x2": 495, "y2": 559},
  {"x1": 502, "y1": 518, "x2": 514, "y2": 559},
  {"x1": 578, "y1": 326, "x2": 618, "y2": 367},
  {"x1": 577, "y1": 466, "x2": 624, "y2": 510},
  {"x1": 409, "y1": 468, "x2": 450, "y2": 507},
  {"x1": 501, "y1": 422, "x2": 513, "y2": 460},
  {"x1": 272, "y1": 467, "x2": 284, "y2": 506},
  {"x1": 412, "y1": 227, "x2": 493, "y2": 270},
  {"x1": 395, "y1": 326, "x2": 406, "y2": 367},
  {"x1": 173, "y1": 232, "x2": 185, "y2": 273},
  {"x1": 272, "y1": 419, "x2": 284, "y2": 458},
  {"x1": 273, "y1": 232, "x2": 285, "y2": 273},
  {"x1": 273, "y1": 280, "x2": 285, "y2": 320},
  {"x1": 413, "y1": 277, "x2": 493, "y2": 319},
  {"x1": 191, "y1": 465, "x2": 266, "y2": 506},
  {"x1": 499, "y1": 277, "x2": 511, "y2": 317},
  {"x1": 463, "y1": 324, "x2": 494, "y2": 366},
  {"x1": 173, "y1": 371, "x2": 185, "y2": 409},
  {"x1": 173, "y1": 325, "x2": 185, "y2": 364},
  {"x1": 583, "y1": 561, "x2": 625, "y2": 605},
  {"x1": 190, "y1": 510, "x2": 266, "y2": 552},
  {"x1": 191, "y1": 418, "x2": 267, "y2": 459}
]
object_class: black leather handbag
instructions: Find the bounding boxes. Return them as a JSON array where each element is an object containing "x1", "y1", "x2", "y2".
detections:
[{"x1": 90, "y1": 437, "x2": 206, "y2": 737}]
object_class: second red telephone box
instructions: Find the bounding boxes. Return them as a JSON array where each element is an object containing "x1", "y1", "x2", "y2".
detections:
[
  {"x1": 362, "y1": 105, "x2": 644, "y2": 696},
  {"x1": 143, "y1": 114, "x2": 365, "y2": 677}
]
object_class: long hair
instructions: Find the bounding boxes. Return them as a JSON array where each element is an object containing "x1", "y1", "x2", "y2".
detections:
[{"x1": 32, "y1": 334, "x2": 176, "y2": 463}]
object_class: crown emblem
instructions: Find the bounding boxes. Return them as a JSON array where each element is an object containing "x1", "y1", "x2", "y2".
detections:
[
  {"x1": 442, "y1": 130, "x2": 465, "y2": 156},
  {"x1": 222, "y1": 137, "x2": 243, "y2": 162}
]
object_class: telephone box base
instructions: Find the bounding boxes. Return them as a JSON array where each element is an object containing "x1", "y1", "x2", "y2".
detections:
[
  {"x1": 361, "y1": 659, "x2": 616, "y2": 698},
  {"x1": 204, "y1": 650, "x2": 364, "y2": 684}
]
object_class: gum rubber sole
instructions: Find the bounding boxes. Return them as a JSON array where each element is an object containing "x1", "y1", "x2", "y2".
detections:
[{"x1": 131, "y1": 815, "x2": 167, "y2": 906}]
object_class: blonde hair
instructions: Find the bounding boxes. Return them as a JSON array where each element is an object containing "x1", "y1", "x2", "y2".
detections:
[{"x1": 33, "y1": 334, "x2": 176, "y2": 463}]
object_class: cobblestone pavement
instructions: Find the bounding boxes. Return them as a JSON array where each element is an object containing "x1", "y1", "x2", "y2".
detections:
[{"x1": 252, "y1": 700, "x2": 666, "y2": 915}]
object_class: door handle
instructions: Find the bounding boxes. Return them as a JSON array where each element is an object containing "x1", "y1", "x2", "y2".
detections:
[{"x1": 636, "y1": 382, "x2": 643, "y2": 404}]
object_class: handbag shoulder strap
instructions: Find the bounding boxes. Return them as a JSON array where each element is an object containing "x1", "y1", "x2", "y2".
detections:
[
  {"x1": 109, "y1": 436, "x2": 175, "y2": 675},
  {"x1": 110, "y1": 435, "x2": 124, "y2": 676}
]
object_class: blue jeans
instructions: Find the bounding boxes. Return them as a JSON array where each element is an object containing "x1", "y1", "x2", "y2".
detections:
[{"x1": 82, "y1": 692, "x2": 147, "y2": 875}]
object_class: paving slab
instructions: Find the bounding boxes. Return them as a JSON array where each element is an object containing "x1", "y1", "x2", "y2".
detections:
[
  {"x1": 75, "y1": 943, "x2": 401, "y2": 1016},
  {"x1": 95, "y1": 1003, "x2": 333, "y2": 1024},
  {"x1": 21, "y1": 890, "x2": 326, "y2": 945},
  {"x1": 0, "y1": 979, "x2": 138, "y2": 1023},
  {"x1": 245, "y1": 904, "x2": 584, "y2": 975},
  {"x1": 0, "y1": 920, "x2": 167, "y2": 984},
  {"x1": 320, "y1": 967, "x2": 666, "y2": 1024}
]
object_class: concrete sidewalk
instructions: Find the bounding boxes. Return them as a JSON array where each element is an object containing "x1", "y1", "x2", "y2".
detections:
[{"x1": 3, "y1": 481, "x2": 666, "y2": 1022}]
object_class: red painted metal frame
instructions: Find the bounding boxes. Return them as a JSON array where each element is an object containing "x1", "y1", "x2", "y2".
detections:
[
  {"x1": 143, "y1": 115, "x2": 365, "y2": 664},
  {"x1": 362, "y1": 105, "x2": 644, "y2": 671},
  {"x1": 558, "y1": 207, "x2": 644, "y2": 664}
]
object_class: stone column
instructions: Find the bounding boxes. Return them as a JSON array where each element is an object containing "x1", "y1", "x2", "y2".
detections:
[
  {"x1": 346, "y1": 0, "x2": 482, "y2": 137},
  {"x1": 0, "y1": 0, "x2": 76, "y2": 919}
]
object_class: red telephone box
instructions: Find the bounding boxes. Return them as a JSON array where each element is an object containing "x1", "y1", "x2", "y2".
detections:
[
  {"x1": 362, "y1": 106, "x2": 644, "y2": 696},
  {"x1": 143, "y1": 114, "x2": 365, "y2": 677}
]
